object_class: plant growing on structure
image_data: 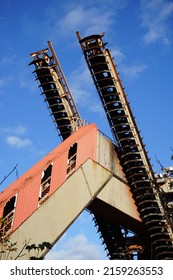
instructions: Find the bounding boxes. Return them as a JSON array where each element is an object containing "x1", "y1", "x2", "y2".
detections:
[
  {"x1": 0, "y1": 236, "x2": 17, "y2": 260},
  {"x1": 0, "y1": 218, "x2": 52, "y2": 259},
  {"x1": 25, "y1": 242, "x2": 52, "y2": 260}
]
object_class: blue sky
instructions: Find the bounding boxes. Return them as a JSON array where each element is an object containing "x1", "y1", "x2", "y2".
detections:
[{"x1": 0, "y1": 0, "x2": 173, "y2": 259}]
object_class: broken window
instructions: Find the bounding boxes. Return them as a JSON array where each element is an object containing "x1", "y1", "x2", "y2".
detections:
[
  {"x1": 67, "y1": 142, "x2": 78, "y2": 176},
  {"x1": 0, "y1": 195, "x2": 17, "y2": 236},
  {"x1": 39, "y1": 163, "x2": 53, "y2": 205}
]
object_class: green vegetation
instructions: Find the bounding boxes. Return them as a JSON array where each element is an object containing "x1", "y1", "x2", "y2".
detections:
[{"x1": 0, "y1": 217, "x2": 52, "y2": 260}]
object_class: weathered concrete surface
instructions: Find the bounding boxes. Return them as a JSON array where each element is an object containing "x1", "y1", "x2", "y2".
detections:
[{"x1": 2, "y1": 159, "x2": 141, "y2": 259}]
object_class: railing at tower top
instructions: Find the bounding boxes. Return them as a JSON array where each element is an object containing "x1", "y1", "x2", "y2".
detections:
[
  {"x1": 77, "y1": 31, "x2": 173, "y2": 259},
  {"x1": 29, "y1": 41, "x2": 82, "y2": 141}
]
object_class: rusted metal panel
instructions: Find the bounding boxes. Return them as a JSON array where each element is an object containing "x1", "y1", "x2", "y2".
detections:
[
  {"x1": 0, "y1": 156, "x2": 56, "y2": 207},
  {"x1": 50, "y1": 125, "x2": 98, "y2": 194},
  {"x1": 0, "y1": 207, "x2": 3, "y2": 218},
  {"x1": 49, "y1": 151, "x2": 68, "y2": 195},
  {"x1": 0, "y1": 125, "x2": 96, "y2": 204},
  {"x1": 12, "y1": 174, "x2": 41, "y2": 231},
  {"x1": 76, "y1": 124, "x2": 97, "y2": 168},
  {"x1": 0, "y1": 124, "x2": 98, "y2": 234}
]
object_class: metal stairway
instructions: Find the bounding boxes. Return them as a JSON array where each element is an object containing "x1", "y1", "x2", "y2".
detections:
[{"x1": 77, "y1": 32, "x2": 173, "y2": 259}]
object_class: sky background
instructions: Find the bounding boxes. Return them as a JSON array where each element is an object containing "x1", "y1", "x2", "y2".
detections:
[{"x1": 0, "y1": 0, "x2": 173, "y2": 259}]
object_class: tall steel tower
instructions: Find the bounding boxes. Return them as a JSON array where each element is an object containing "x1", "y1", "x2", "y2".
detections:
[{"x1": 77, "y1": 32, "x2": 173, "y2": 259}]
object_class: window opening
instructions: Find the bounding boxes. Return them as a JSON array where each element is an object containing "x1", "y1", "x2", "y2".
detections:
[
  {"x1": 0, "y1": 195, "x2": 17, "y2": 237},
  {"x1": 39, "y1": 163, "x2": 53, "y2": 205},
  {"x1": 103, "y1": 72, "x2": 109, "y2": 77},
  {"x1": 67, "y1": 142, "x2": 78, "y2": 176}
]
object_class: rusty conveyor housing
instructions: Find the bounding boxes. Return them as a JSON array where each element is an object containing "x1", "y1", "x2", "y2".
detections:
[
  {"x1": 29, "y1": 42, "x2": 82, "y2": 140},
  {"x1": 77, "y1": 32, "x2": 173, "y2": 259}
]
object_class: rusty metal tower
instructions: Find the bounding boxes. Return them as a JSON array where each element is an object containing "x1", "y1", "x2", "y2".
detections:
[
  {"x1": 29, "y1": 41, "x2": 83, "y2": 140},
  {"x1": 29, "y1": 41, "x2": 153, "y2": 260},
  {"x1": 1, "y1": 35, "x2": 173, "y2": 260},
  {"x1": 77, "y1": 32, "x2": 173, "y2": 259}
]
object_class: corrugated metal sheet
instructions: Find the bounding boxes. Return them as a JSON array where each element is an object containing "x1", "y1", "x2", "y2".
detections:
[
  {"x1": 49, "y1": 151, "x2": 68, "y2": 195},
  {"x1": 0, "y1": 124, "x2": 98, "y2": 234},
  {"x1": 13, "y1": 173, "x2": 41, "y2": 230},
  {"x1": 76, "y1": 125, "x2": 97, "y2": 168},
  {"x1": 0, "y1": 156, "x2": 57, "y2": 206},
  {"x1": 0, "y1": 207, "x2": 3, "y2": 218}
]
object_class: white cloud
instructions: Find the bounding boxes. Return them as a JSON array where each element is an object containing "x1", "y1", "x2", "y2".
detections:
[
  {"x1": 17, "y1": 58, "x2": 37, "y2": 92},
  {"x1": 6, "y1": 136, "x2": 32, "y2": 148},
  {"x1": 109, "y1": 48, "x2": 146, "y2": 82},
  {"x1": 18, "y1": 73, "x2": 36, "y2": 92},
  {"x1": 90, "y1": 103, "x2": 103, "y2": 114},
  {"x1": 68, "y1": 62, "x2": 105, "y2": 117},
  {"x1": 45, "y1": 1, "x2": 127, "y2": 43},
  {"x1": 0, "y1": 53, "x2": 35, "y2": 93},
  {"x1": 140, "y1": 0, "x2": 173, "y2": 45},
  {"x1": 69, "y1": 63, "x2": 92, "y2": 104},
  {"x1": 52, "y1": 5, "x2": 113, "y2": 43},
  {"x1": 0, "y1": 55, "x2": 23, "y2": 94},
  {"x1": 68, "y1": 50, "x2": 145, "y2": 116},
  {"x1": 0, "y1": 124, "x2": 27, "y2": 135},
  {"x1": 46, "y1": 233, "x2": 106, "y2": 260},
  {"x1": 0, "y1": 124, "x2": 44, "y2": 154},
  {"x1": 0, "y1": 54, "x2": 17, "y2": 68},
  {"x1": 1, "y1": 124, "x2": 33, "y2": 148},
  {"x1": 0, "y1": 75, "x2": 13, "y2": 89},
  {"x1": 122, "y1": 63, "x2": 147, "y2": 80},
  {"x1": 111, "y1": 48, "x2": 126, "y2": 64}
]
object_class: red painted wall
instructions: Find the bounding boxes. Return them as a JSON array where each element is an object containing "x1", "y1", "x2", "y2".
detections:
[{"x1": 0, "y1": 124, "x2": 98, "y2": 234}]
